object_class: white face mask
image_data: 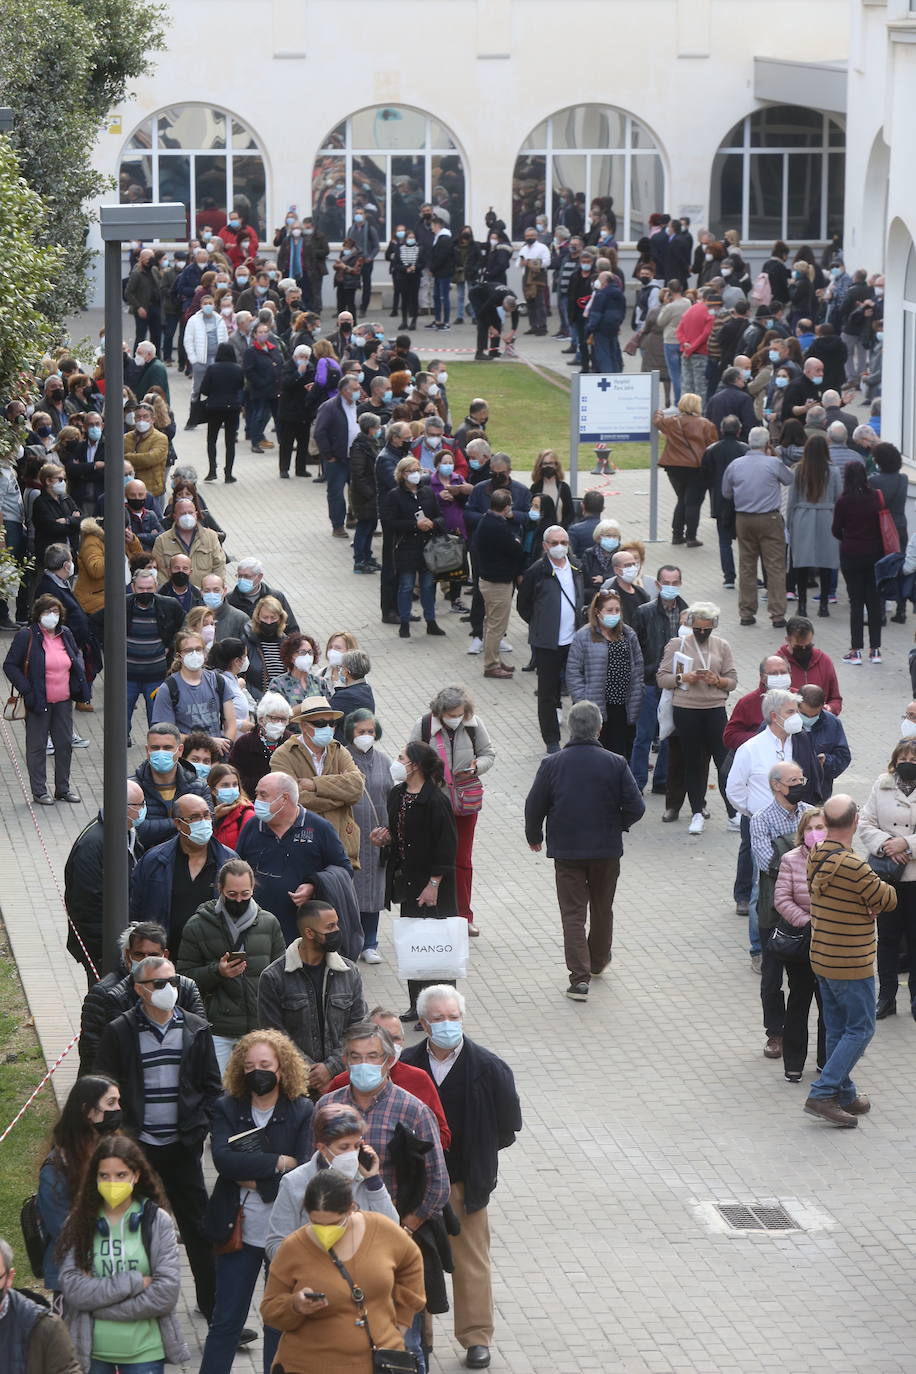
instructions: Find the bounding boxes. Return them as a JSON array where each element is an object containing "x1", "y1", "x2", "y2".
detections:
[
  {"x1": 390, "y1": 760, "x2": 408, "y2": 783},
  {"x1": 782, "y1": 712, "x2": 804, "y2": 736},
  {"x1": 294, "y1": 653, "x2": 314, "y2": 672},
  {"x1": 262, "y1": 721, "x2": 286, "y2": 739},
  {"x1": 149, "y1": 983, "x2": 178, "y2": 1013},
  {"x1": 238, "y1": 655, "x2": 250, "y2": 673},
  {"x1": 618, "y1": 565, "x2": 639, "y2": 584},
  {"x1": 547, "y1": 543, "x2": 568, "y2": 561},
  {"x1": 135, "y1": 420, "x2": 151, "y2": 434},
  {"x1": 327, "y1": 1148, "x2": 360, "y2": 1179},
  {"x1": 201, "y1": 625, "x2": 215, "y2": 645},
  {"x1": 353, "y1": 734, "x2": 374, "y2": 753},
  {"x1": 766, "y1": 674, "x2": 792, "y2": 691},
  {"x1": 183, "y1": 650, "x2": 205, "y2": 671},
  {"x1": 327, "y1": 648, "x2": 344, "y2": 667},
  {"x1": 40, "y1": 612, "x2": 60, "y2": 630},
  {"x1": 406, "y1": 470, "x2": 422, "y2": 486},
  {"x1": 900, "y1": 719, "x2": 916, "y2": 740},
  {"x1": 442, "y1": 714, "x2": 465, "y2": 730},
  {"x1": 177, "y1": 513, "x2": 197, "y2": 531}
]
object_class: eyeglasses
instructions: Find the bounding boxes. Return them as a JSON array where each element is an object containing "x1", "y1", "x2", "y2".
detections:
[
  {"x1": 263, "y1": 715, "x2": 288, "y2": 726},
  {"x1": 307, "y1": 720, "x2": 335, "y2": 730},
  {"x1": 137, "y1": 976, "x2": 179, "y2": 990},
  {"x1": 781, "y1": 776, "x2": 807, "y2": 787}
]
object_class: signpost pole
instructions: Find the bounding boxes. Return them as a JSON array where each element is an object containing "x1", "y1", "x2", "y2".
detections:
[
  {"x1": 649, "y1": 370, "x2": 660, "y2": 542},
  {"x1": 569, "y1": 372, "x2": 581, "y2": 500}
]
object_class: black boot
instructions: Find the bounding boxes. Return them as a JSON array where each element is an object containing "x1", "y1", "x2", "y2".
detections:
[
  {"x1": 224, "y1": 458, "x2": 236, "y2": 484},
  {"x1": 205, "y1": 467, "x2": 217, "y2": 482},
  {"x1": 426, "y1": 621, "x2": 446, "y2": 636},
  {"x1": 399, "y1": 622, "x2": 410, "y2": 638}
]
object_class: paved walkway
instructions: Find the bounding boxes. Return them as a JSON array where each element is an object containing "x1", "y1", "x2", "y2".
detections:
[{"x1": 2, "y1": 316, "x2": 915, "y2": 1372}]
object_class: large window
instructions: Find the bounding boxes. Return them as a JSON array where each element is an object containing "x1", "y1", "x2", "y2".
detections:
[
  {"x1": 709, "y1": 105, "x2": 845, "y2": 242},
  {"x1": 903, "y1": 241, "x2": 916, "y2": 461},
  {"x1": 312, "y1": 107, "x2": 465, "y2": 242},
  {"x1": 512, "y1": 106, "x2": 665, "y2": 242},
  {"x1": 119, "y1": 105, "x2": 267, "y2": 240}
]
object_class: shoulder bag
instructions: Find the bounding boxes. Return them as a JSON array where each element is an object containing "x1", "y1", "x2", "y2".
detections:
[
  {"x1": 768, "y1": 920, "x2": 811, "y2": 963},
  {"x1": 430, "y1": 725, "x2": 483, "y2": 816},
  {"x1": 875, "y1": 488, "x2": 901, "y2": 556},
  {"x1": 3, "y1": 632, "x2": 31, "y2": 721},
  {"x1": 423, "y1": 531, "x2": 465, "y2": 576},
  {"x1": 868, "y1": 852, "x2": 903, "y2": 884},
  {"x1": 328, "y1": 1248, "x2": 419, "y2": 1374}
]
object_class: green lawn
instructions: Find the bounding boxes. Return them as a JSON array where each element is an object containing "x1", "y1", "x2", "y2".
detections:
[
  {"x1": 0, "y1": 916, "x2": 57, "y2": 1276},
  {"x1": 432, "y1": 361, "x2": 652, "y2": 472}
]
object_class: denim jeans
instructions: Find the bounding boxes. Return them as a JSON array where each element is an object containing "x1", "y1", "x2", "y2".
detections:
[
  {"x1": 325, "y1": 458, "x2": 349, "y2": 530},
  {"x1": 199, "y1": 1242, "x2": 278, "y2": 1374},
  {"x1": 248, "y1": 398, "x2": 272, "y2": 445},
  {"x1": 398, "y1": 569, "x2": 436, "y2": 622},
  {"x1": 361, "y1": 910, "x2": 380, "y2": 949},
  {"x1": 434, "y1": 275, "x2": 452, "y2": 324},
  {"x1": 455, "y1": 281, "x2": 467, "y2": 319},
  {"x1": 748, "y1": 862, "x2": 760, "y2": 956},
  {"x1": 809, "y1": 975, "x2": 876, "y2": 1102},
  {"x1": 734, "y1": 815, "x2": 753, "y2": 904},
  {"x1": 90, "y1": 1363, "x2": 163, "y2": 1374},
  {"x1": 717, "y1": 523, "x2": 736, "y2": 582},
  {"x1": 630, "y1": 684, "x2": 660, "y2": 791},
  {"x1": 127, "y1": 680, "x2": 159, "y2": 734},
  {"x1": 663, "y1": 342, "x2": 682, "y2": 401},
  {"x1": 404, "y1": 1312, "x2": 427, "y2": 1374},
  {"x1": 353, "y1": 516, "x2": 377, "y2": 565}
]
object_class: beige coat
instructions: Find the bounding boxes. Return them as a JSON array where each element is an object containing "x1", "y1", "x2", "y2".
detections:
[
  {"x1": 152, "y1": 523, "x2": 227, "y2": 588},
  {"x1": 124, "y1": 427, "x2": 169, "y2": 496},
  {"x1": 859, "y1": 772, "x2": 916, "y2": 884},
  {"x1": 270, "y1": 735, "x2": 364, "y2": 867}
]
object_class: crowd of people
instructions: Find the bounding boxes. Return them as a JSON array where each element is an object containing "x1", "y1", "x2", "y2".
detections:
[{"x1": 0, "y1": 198, "x2": 907, "y2": 1374}]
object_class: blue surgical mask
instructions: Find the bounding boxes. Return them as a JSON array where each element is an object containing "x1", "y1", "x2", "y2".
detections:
[
  {"x1": 383, "y1": 390, "x2": 393, "y2": 404},
  {"x1": 88, "y1": 425, "x2": 102, "y2": 442},
  {"x1": 768, "y1": 350, "x2": 780, "y2": 363},
  {"x1": 236, "y1": 577, "x2": 255, "y2": 594},
  {"x1": 253, "y1": 798, "x2": 276, "y2": 822},
  {"x1": 428, "y1": 1020, "x2": 463, "y2": 1050},
  {"x1": 599, "y1": 536, "x2": 619, "y2": 552},
  {"x1": 202, "y1": 592, "x2": 223, "y2": 609},
  {"x1": 438, "y1": 463, "x2": 454, "y2": 478},
  {"x1": 801, "y1": 713, "x2": 820, "y2": 730},
  {"x1": 601, "y1": 613, "x2": 621, "y2": 629},
  {"x1": 187, "y1": 818, "x2": 213, "y2": 844},
  {"x1": 149, "y1": 749, "x2": 176, "y2": 773},
  {"x1": 349, "y1": 1062, "x2": 384, "y2": 1092},
  {"x1": 659, "y1": 584, "x2": 681, "y2": 601},
  {"x1": 774, "y1": 377, "x2": 789, "y2": 389},
  {"x1": 311, "y1": 725, "x2": 335, "y2": 748},
  {"x1": 191, "y1": 761, "x2": 211, "y2": 780},
  {"x1": 528, "y1": 508, "x2": 541, "y2": 522},
  {"x1": 130, "y1": 959, "x2": 145, "y2": 978},
  {"x1": 216, "y1": 786, "x2": 240, "y2": 804},
  {"x1": 469, "y1": 458, "x2": 481, "y2": 470},
  {"x1": 132, "y1": 803, "x2": 147, "y2": 827}
]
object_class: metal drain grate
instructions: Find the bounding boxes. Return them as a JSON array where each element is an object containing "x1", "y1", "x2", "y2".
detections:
[{"x1": 714, "y1": 1203, "x2": 799, "y2": 1231}]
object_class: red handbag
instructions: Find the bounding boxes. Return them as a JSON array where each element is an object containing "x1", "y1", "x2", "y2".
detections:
[{"x1": 876, "y1": 489, "x2": 900, "y2": 556}]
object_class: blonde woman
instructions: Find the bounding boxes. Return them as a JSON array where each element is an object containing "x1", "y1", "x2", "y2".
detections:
[
  {"x1": 150, "y1": 627, "x2": 236, "y2": 752},
  {"x1": 321, "y1": 629, "x2": 359, "y2": 694},
  {"x1": 653, "y1": 394, "x2": 717, "y2": 547},
  {"x1": 244, "y1": 596, "x2": 288, "y2": 696},
  {"x1": 200, "y1": 1029, "x2": 312, "y2": 1374},
  {"x1": 529, "y1": 450, "x2": 574, "y2": 528},
  {"x1": 185, "y1": 603, "x2": 218, "y2": 651}
]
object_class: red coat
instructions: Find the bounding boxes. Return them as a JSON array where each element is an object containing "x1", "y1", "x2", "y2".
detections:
[
  {"x1": 675, "y1": 300, "x2": 716, "y2": 357},
  {"x1": 409, "y1": 436, "x2": 468, "y2": 479},
  {"x1": 219, "y1": 223, "x2": 260, "y2": 269},
  {"x1": 328, "y1": 1061, "x2": 452, "y2": 1150},
  {"x1": 777, "y1": 643, "x2": 842, "y2": 715},
  {"x1": 723, "y1": 687, "x2": 765, "y2": 752},
  {"x1": 215, "y1": 800, "x2": 255, "y2": 851}
]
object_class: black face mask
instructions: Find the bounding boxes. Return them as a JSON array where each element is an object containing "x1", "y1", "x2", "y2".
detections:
[
  {"x1": 318, "y1": 929, "x2": 342, "y2": 954},
  {"x1": 244, "y1": 1069, "x2": 278, "y2": 1097},
  {"x1": 897, "y1": 762, "x2": 916, "y2": 782},
  {"x1": 258, "y1": 623, "x2": 279, "y2": 639},
  {"x1": 127, "y1": 497, "x2": 146, "y2": 511},
  {"x1": 692, "y1": 629, "x2": 712, "y2": 644},
  {"x1": 223, "y1": 896, "x2": 250, "y2": 919},
  {"x1": 133, "y1": 593, "x2": 153, "y2": 608},
  {"x1": 785, "y1": 783, "x2": 807, "y2": 804},
  {"x1": 791, "y1": 645, "x2": 813, "y2": 666},
  {"x1": 171, "y1": 571, "x2": 190, "y2": 588},
  {"x1": 94, "y1": 1108, "x2": 123, "y2": 1133},
  {"x1": 541, "y1": 466, "x2": 556, "y2": 478}
]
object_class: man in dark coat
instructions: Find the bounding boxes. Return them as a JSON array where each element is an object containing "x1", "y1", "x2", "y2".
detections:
[
  {"x1": 466, "y1": 283, "x2": 517, "y2": 361},
  {"x1": 516, "y1": 528, "x2": 585, "y2": 753},
  {"x1": 313, "y1": 374, "x2": 361, "y2": 536},
  {"x1": 64, "y1": 780, "x2": 147, "y2": 987},
  {"x1": 403, "y1": 986, "x2": 521, "y2": 1372},
  {"x1": 705, "y1": 367, "x2": 757, "y2": 439},
  {"x1": 524, "y1": 700, "x2": 645, "y2": 1000},
  {"x1": 700, "y1": 416, "x2": 747, "y2": 587}
]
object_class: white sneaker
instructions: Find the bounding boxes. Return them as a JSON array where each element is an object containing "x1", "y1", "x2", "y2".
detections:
[
  {"x1": 72, "y1": 734, "x2": 90, "y2": 749},
  {"x1": 499, "y1": 638, "x2": 514, "y2": 653},
  {"x1": 726, "y1": 815, "x2": 741, "y2": 832},
  {"x1": 467, "y1": 636, "x2": 483, "y2": 654},
  {"x1": 360, "y1": 948, "x2": 382, "y2": 964},
  {"x1": 688, "y1": 812, "x2": 705, "y2": 835}
]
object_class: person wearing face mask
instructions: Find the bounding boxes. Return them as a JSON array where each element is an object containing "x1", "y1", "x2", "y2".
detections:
[
  {"x1": 517, "y1": 526, "x2": 585, "y2": 753},
  {"x1": 218, "y1": 208, "x2": 259, "y2": 267},
  {"x1": 348, "y1": 413, "x2": 382, "y2": 571},
  {"x1": 750, "y1": 761, "x2": 814, "y2": 1060},
  {"x1": 151, "y1": 495, "x2": 227, "y2": 588},
  {"x1": 123, "y1": 404, "x2": 169, "y2": 505},
  {"x1": 275, "y1": 343, "x2": 315, "y2": 479},
  {"x1": 630, "y1": 566, "x2": 686, "y2": 793},
  {"x1": 770, "y1": 807, "x2": 829, "y2": 1081},
  {"x1": 235, "y1": 268, "x2": 281, "y2": 317},
  {"x1": 129, "y1": 790, "x2": 237, "y2": 949},
  {"x1": 35, "y1": 1075, "x2": 125, "y2": 1298},
  {"x1": 859, "y1": 739, "x2": 916, "y2": 1022},
  {"x1": 37, "y1": 541, "x2": 91, "y2": 648},
  {"x1": 776, "y1": 616, "x2": 842, "y2": 712},
  {"x1": 31, "y1": 461, "x2": 82, "y2": 563},
  {"x1": 262, "y1": 1166, "x2": 425, "y2": 1374},
  {"x1": 567, "y1": 589, "x2": 644, "y2": 761},
  {"x1": 313, "y1": 373, "x2": 363, "y2": 536},
  {"x1": 123, "y1": 575, "x2": 184, "y2": 742},
  {"x1": 528, "y1": 449, "x2": 573, "y2": 528},
  {"x1": 341, "y1": 712, "x2": 394, "y2": 959},
  {"x1": 185, "y1": 293, "x2": 230, "y2": 431},
  {"x1": 346, "y1": 206, "x2": 381, "y2": 315},
  {"x1": 124, "y1": 246, "x2": 163, "y2": 352},
  {"x1": 270, "y1": 696, "x2": 364, "y2": 869},
  {"x1": 227, "y1": 556, "x2": 300, "y2": 631},
  {"x1": 263, "y1": 630, "x2": 322, "y2": 707},
  {"x1": 4, "y1": 593, "x2": 89, "y2": 803},
  {"x1": 329, "y1": 649, "x2": 376, "y2": 727},
  {"x1": 227, "y1": 690, "x2": 293, "y2": 796},
  {"x1": 0, "y1": 1235, "x2": 83, "y2": 1372},
  {"x1": 600, "y1": 547, "x2": 651, "y2": 625},
  {"x1": 205, "y1": 630, "x2": 255, "y2": 732},
  {"x1": 122, "y1": 478, "x2": 163, "y2": 550},
  {"x1": 795, "y1": 684, "x2": 850, "y2": 799},
  {"x1": 153, "y1": 551, "x2": 201, "y2": 612},
  {"x1": 384, "y1": 456, "x2": 448, "y2": 638},
  {"x1": 402, "y1": 987, "x2": 521, "y2": 1371},
  {"x1": 93, "y1": 962, "x2": 222, "y2": 1324},
  {"x1": 149, "y1": 628, "x2": 236, "y2": 750}
]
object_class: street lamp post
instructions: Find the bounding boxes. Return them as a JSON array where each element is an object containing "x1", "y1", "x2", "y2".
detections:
[
  {"x1": 98, "y1": 204, "x2": 185, "y2": 973},
  {"x1": 0, "y1": 109, "x2": 14, "y2": 134}
]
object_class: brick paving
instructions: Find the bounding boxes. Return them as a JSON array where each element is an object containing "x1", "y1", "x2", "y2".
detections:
[{"x1": 2, "y1": 315, "x2": 915, "y2": 1372}]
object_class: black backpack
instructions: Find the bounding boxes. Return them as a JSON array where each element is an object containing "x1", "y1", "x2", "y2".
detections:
[
  {"x1": 164, "y1": 670, "x2": 228, "y2": 715},
  {"x1": 20, "y1": 1194, "x2": 48, "y2": 1280}
]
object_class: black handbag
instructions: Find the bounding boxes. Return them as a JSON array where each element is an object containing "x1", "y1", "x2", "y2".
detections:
[
  {"x1": 868, "y1": 853, "x2": 903, "y2": 884},
  {"x1": 328, "y1": 1248, "x2": 419, "y2": 1374},
  {"x1": 768, "y1": 919, "x2": 811, "y2": 963}
]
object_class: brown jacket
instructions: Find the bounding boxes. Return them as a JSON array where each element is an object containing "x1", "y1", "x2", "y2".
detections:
[
  {"x1": 74, "y1": 517, "x2": 142, "y2": 614},
  {"x1": 124, "y1": 427, "x2": 169, "y2": 495},
  {"x1": 656, "y1": 412, "x2": 718, "y2": 469},
  {"x1": 270, "y1": 735, "x2": 364, "y2": 866},
  {"x1": 152, "y1": 523, "x2": 227, "y2": 588}
]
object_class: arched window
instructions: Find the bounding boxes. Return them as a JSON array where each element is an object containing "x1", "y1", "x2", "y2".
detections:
[
  {"x1": 312, "y1": 107, "x2": 465, "y2": 242},
  {"x1": 512, "y1": 106, "x2": 665, "y2": 242},
  {"x1": 119, "y1": 105, "x2": 267, "y2": 239},
  {"x1": 903, "y1": 239, "x2": 916, "y2": 460},
  {"x1": 709, "y1": 105, "x2": 845, "y2": 242}
]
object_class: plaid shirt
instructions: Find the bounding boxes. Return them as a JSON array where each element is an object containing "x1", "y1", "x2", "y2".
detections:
[
  {"x1": 750, "y1": 799, "x2": 811, "y2": 872},
  {"x1": 317, "y1": 1080, "x2": 449, "y2": 1220}
]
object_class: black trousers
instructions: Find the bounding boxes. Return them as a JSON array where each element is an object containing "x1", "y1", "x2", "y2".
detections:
[
  {"x1": 599, "y1": 704, "x2": 633, "y2": 757},
  {"x1": 475, "y1": 305, "x2": 501, "y2": 357},
  {"x1": 877, "y1": 880, "x2": 916, "y2": 1006},
  {"x1": 664, "y1": 468, "x2": 705, "y2": 540},
  {"x1": 277, "y1": 419, "x2": 311, "y2": 476},
  {"x1": 792, "y1": 565, "x2": 832, "y2": 615},
  {"x1": 144, "y1": 1138, "x2": 215, "y2": 1318},
  {"x1": 379, "y1": 524, "x2": 398, "y2": 617},
  {"x1": 206, "y1": 409, "x2": 238, "y2": 474},
  {"x1": 535, "y1": 645, "x2": 570, "y2": 747},
  {"x1": 781, "y1": 954, "x2": 825, "y2": 1073},
  {"x1": 398, "y1": 274, "x2": 419, "y2": 323},
  {"x1": 758, "y1": 932, "x2": 786, "y2": 1036},
  {"x1": 841, "y1": 552, "x2": 882, "y2": 650},
  {"x1": 670, "y1": 705, "x2": 729, "y2": 814}
]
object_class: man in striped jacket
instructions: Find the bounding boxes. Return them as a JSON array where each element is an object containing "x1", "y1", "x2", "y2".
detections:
[{"x1": 805, "y1": 794, "x2": 897, "y2": 1128}]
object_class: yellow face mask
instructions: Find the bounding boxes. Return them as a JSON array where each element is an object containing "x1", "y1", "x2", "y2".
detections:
[
  {"x1": 310, "y1": 1221, "x2": 348, "y2": 1251},
  {"x1": 98, "y1": 1179, "x2": 134, "y2": 1209}
]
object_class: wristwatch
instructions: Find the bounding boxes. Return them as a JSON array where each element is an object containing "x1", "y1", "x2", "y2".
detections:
[{"x1": 429, "y1": 877, "x2": 440, "y2": 887}]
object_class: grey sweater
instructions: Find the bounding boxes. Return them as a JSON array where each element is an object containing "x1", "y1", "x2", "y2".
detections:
[{"x1": 265, "y1": 1151, "x2": 399, "y2": 1259}]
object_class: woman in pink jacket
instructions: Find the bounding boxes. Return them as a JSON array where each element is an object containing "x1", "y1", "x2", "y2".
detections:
[{"x1": 773, "y1": 808, "x2": 828, "y2": 1082}]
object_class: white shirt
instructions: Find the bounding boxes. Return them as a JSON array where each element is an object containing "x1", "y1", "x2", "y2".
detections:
[
  {"x1": 428, "y1": 1039, "x2": 463, "y2": 1085},
  {"x1": 725, "y1": 728, "x2": 794, "y2": 817},
  {"x1": 554, "y1": 560, "x2": 576, "y2": 646},
  {"x1": 517, "y1": 241, "x2": 551, "y2": 270},
  {"x1": 342, "y1": 396, "x2": 359, "y2": 449}
]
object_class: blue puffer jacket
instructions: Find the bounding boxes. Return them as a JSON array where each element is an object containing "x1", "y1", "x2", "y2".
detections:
[
  {"x1": 128, "y1": 834, "x2": 238, "y2": 931},
  {"x1": 3, "y1": 623, "x2": 90, "y2": 713},
  {"x1": 566, "y1": 623, "x2": 644, "y2": 725}
]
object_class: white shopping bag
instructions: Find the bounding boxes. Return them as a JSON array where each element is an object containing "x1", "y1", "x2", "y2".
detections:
[
  {"x1": 392, "y1": 917, "x2": 469, "y2": 981},
  {"x1": 657, "y1": 687, "x2": 675, "y2": 741}
]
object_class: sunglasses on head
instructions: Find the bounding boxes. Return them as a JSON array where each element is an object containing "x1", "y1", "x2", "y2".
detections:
[{"x1": 138, "y1": 976, "x2": 179, "y2": 990}]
